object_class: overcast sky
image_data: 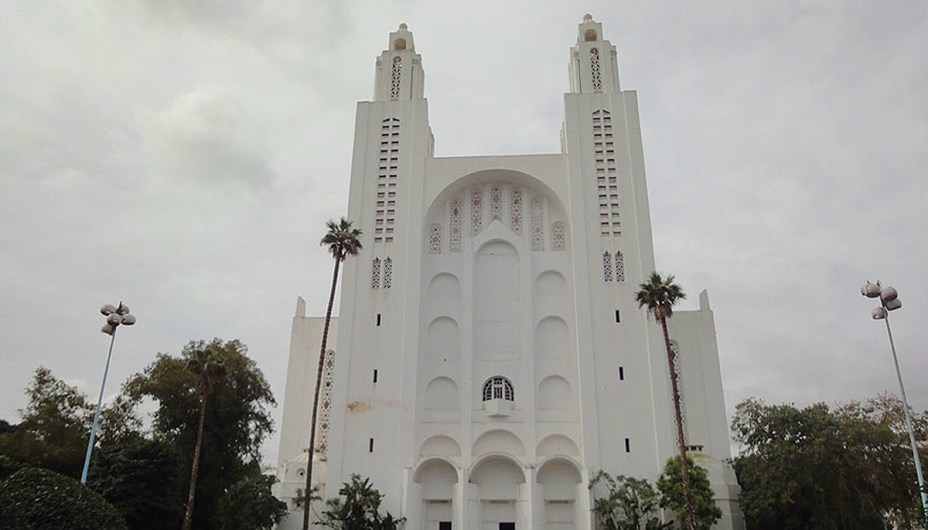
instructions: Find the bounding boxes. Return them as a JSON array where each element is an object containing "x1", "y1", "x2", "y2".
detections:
[{"x1": 2, "y1": 1, "x2": 926, "y2": 465}]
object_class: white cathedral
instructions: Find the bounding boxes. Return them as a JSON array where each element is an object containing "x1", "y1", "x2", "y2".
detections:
[{"x1": 275, "y1": 15, "x2": 744, "y2": 530}]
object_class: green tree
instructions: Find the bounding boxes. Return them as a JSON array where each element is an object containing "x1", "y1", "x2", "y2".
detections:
[
  {"x1": 589, "y1": 470, "x2": 668, "y2": 530},
  {"x1": 657, "y1": 456, "x2": 721, "y2": 530},
  {"x1": 731, "y1": 397, "x2": 926, "y2": 530},
  {"x1": 215, "y1": 473, "x2": 288, "y2": 530},
  {"x1": 126, "y1": 338, "x2": 276, "y2": 530},
  {"x1": 0, "y1": 466, "x2": 128, "y2": 530},
  {"x1": 317, "y1": 474, "x2": 404, "y2": 530},
  {"x1": 0, "y1": 367, "x2": 138, "y2": 478},
  {"x1": 635, "y1": 272, "x2": 696, "y2": 530},
  {"x1": 302, "y1": 217, "x2": 362, "y2": 530},
  {"x1": 88, "y1": 436, "x2": 183, "y2": 530},
  {"x1": 182, "y1": 344, "x2": 228, "y2": 530}
]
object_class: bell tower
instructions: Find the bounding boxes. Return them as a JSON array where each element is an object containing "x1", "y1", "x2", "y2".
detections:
[
  {"x1": 373, "y1": 23, "x2": 426, "y2": 102},
  {"x1": 568, "y1": 14, "x2": 621, "y2": 94}
]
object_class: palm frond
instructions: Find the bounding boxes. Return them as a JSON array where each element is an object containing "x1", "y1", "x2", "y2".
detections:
[
  {"x1": 635, "y1": 271, "x2": 686, "y2": 320},
  {"x1": 320, "y1": 217, "x2": 363, "y2": 261}
]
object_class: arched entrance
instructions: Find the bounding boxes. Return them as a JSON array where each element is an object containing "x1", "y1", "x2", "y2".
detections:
[
  {"x1": 469, "y1": 455, "x2": 525, "y2": 530},
  {"x1": 415, "y1": 458, "x2": 459, "y2": 530}
]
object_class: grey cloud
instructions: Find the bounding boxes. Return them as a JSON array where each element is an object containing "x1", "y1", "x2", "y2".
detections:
[{"x1": 139, "y1": 86, "x2": 274, "y2": 189}]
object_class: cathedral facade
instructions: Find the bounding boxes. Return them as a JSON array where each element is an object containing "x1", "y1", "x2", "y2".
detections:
[{"x1": 276, "y1": 16, "x2": 743, "y2": 530}]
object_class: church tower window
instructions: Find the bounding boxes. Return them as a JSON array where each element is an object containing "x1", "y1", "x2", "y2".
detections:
[
  {"x1": 590, "y1": 48, "x2": 602, "y2": 92},
  {"x1": 593, "y1": 110, "x2": 620, "y2": 237},
  {"x1": 390, "y1": 56, "x2": 402, "y2": 100},
  {"x1": 602, "y1": 251, "x2": 613, "y2": 282},
  {"x1": 372, "y1": 258, "x2": 381, "y2": 288},
  {"x1": 375, "y1": 118, "x2": 400, "y2": 243},
  {"x1": 482, "y1": 377, "x2": 514, "y2": 402},
  {"x1": 615, "y1": 251, "x2": 625, "y2": 282},
  {"x1": 383, "y1": 257, "x2": 393, "y2": 288}
]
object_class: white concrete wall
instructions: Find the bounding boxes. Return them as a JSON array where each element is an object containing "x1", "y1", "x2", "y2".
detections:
[{"x1": 276, "y1": 16, "x2": 743, "y2": 530}]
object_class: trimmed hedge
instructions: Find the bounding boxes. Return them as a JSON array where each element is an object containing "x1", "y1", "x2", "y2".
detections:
[{"x1": 0, "y1": 467, "x2": 127, "y2": 530}]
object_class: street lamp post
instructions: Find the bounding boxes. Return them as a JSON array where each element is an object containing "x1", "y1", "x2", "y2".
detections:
[
  {"x1": 861, "y1": 281, "x2": 927, "y2": 517},
  {"x1": 80, "y1": 302, "x2": 136, "y2": 485}
]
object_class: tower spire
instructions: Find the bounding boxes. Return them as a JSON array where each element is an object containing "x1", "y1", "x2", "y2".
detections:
[
  {"x1": 373, "y1": 23, "x2": 425, "y2": 102},
  {"x1": 568, "y1": 14, "x2": 620, "y2": 94}
]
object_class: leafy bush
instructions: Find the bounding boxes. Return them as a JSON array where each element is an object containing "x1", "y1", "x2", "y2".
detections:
[{"x1": 0, "y1": 467, "x2": 127, "y2": 530}]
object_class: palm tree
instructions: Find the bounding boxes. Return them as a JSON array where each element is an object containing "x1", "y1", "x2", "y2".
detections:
[
  {"x1": 635, "y1": 272, "x2": 696, "y2": 530},
  {"x1": 302, "y1": 217, "x2": 363, "y2": 530},
  {"x1": 181, "y1": 346, "x2": 227, "y2": 530}
]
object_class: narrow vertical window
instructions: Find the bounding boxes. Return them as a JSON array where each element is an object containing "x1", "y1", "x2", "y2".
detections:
[
  {"x1": 490, "y1": 185, "x2": 502, "y2": 222},
  {"x1": 369, "y1": 438, "x2": 375, "y2": 452},
  {"x1": 531, "y1": 195, "x2": 544, "y2": 251},
  {"x1": 383, "y1": 257, "x2": 393, "y2": 288},
  {"x1": 449, "y1": 196, "x2": 462, "y2": 253},
  {"x1": 551, "y1": 221, "x2": 566, "y2": 251},
  {"x1": 470, "y1": 188, "x2": 483, "y2": 235},
  {"x1": 371, "y1": 258, "x2": 381, "y2": 289},
  {"x1": 615, "y1": 251, "x2": 625, "y2": 282},
  {"x1": 390, "y1": 56, "x2": 402, "y2": 100},
  {"x1": 373, "y1": 369, "x2": 378, "y2": 383},
  {"x1": 509, "y1": 188, "x2": 523, "y2": 235},
  {"x1": 614, "y1": 309, "x2": 621, "y2": 323},
  {"x1": 624, "y1": 438, "x2": 630, "y2": 453},
  {"x1": 429, "y1": 223, "x2": 442, "y2": 254},
  {"x1": 590, "y1": 48, "x2": 603, "y2": 92},
  {"x1": 618, "y1": 366, "x2": 625, "y2": 381},
  {"x1": 376, "y1": 314, "x2": 382, "y2": 326}
]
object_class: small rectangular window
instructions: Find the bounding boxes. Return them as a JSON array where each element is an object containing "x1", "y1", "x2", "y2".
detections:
[
  {"x1": 439, "y1": 522, "x2": 452, "y2": 530},
  {"x1": 373, "y1": 369, "x2": 378, "y2": 383},
  {"x1": 615, "y1": 310, "x2": 620, "y2": 323},
  {"x1": 625, "y1": 438, "x2": 630, "y2": 453},
  {"x1": 369, "y1": 438, "x2": 374, "y2": 452},
  {"x1": 376, "y1": 314, "x2": 382, "y2": 326},
  {"x1": 618, "y1": 366, "x2": 624, "y2": 381}
]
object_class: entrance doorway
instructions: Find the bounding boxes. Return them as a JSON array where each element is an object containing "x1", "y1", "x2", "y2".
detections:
[{"x1": 481, "y1": 500, "x2": 515, "y2": 530}]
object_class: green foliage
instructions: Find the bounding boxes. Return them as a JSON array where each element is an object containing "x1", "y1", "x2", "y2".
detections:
[
  {"x1": 0, "y1": 467, "x2": 127, "y2": 530},
  {"x1": 635, "y1": 272, "x2": 686, "y2": 320},
  {"x1": 320, "y1": 217, "x2": 363, "y2": 261},
  {"x1": 88, "y1": 436, "x2": 184, "y2": 530},
  {"x1": 0, "y1": 454, "x2": 25, "y2": 480},
  {"x1": 216, "y1": 473, "x2": 288, "y2": 530},
  {"x1": 731, "y1": 397, "x2": 927, "y2": 530},
  {"x1": 317, "y1": 474, "x2": 405, "y2": 530},
  {"x1": 0, "y1": 367, "x2": 138, "y2": 478},
  {"x1": 657, "y1": 456, "x2": 721, "y2": 530},
  {"x1": 125, "y1": 338, "x2": 276, "y2": 529},
  {"x1": 589, "y1": 470, "x2": 669, "y2": 530}
]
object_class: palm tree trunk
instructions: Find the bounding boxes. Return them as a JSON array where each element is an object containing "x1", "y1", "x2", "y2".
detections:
[
  {"x1": 660, "y1": 316, "x2": 697, "y2": 530},
  {"x1": 302, "y1": 257, "x2": 341, "y2": 530},
  {"x1": 182, "y1": 390, "x2": 208, "y2": 530}
]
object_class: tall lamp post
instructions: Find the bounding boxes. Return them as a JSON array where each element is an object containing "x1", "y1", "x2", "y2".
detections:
[
  {"x1": 861, "y1": 281, "x2": 927, "y2": 517},
  {"x1": 80, "y1": 302, "x2": 136, "y2": 485}
]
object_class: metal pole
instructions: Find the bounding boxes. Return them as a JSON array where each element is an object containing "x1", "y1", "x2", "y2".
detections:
[
  {"x1": 883, "y1": 313, "x2": 928, "y2": 517},
  {"x1": 81, "y1": 330, "x2": 117, "y2": 485}
]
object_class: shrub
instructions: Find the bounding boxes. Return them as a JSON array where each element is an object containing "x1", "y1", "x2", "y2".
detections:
[{"x1": 0, "y1": 467, "x2": 127, "y2": 530}]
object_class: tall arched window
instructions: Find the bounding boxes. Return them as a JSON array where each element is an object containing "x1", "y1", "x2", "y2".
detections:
[{"x1": 482, "y1": 377, "x2": 514, "y2": 402}]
